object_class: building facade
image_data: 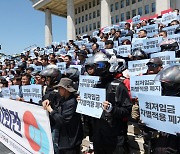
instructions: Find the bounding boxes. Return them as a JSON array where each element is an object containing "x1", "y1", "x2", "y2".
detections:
[{"x1": 30, "y1": 0, "x2": 180, "y2": 46}]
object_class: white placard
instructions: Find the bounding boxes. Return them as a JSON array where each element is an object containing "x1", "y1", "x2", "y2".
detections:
[
  {"x1": 56, "y1": 62, "x2": 66, "y2": 74},
  {"x1": 1, "y1": 87, "x2": 10, "y2": 99},
  {"x1": 10, "y1": 85, "x2": 20, "y2": 100},
  {"x1": 118, "y1": 22, "x2": 126, "y2": 29},
  {"x1": 162, "y1": 25, "x2": 179, "y2": 36},
  {"x1": 79, "y1": 75, "x2": 100, "y2": 89},
  {"x1": 138, "y1": 94, "x2": 180, "y2": 135},
  {"x1": 130, "y1": 75, "x2": 161, "y2": 98},
  {"x1": 151, "y1": 51, "x2": 176, "y2": 67},
  {"x1": 117, "y1": 45, "x2": 131, "y2": 57},
  {"x1": 142, "y1": 37, "x2": 163, "y2": 54},
  {"x1": 85, "y1": 43, "x2": 93, "y2": 49},
  {"x1": 97, "y1": 41, "x2": 105, "y2": 49},
  {"x1": 21, "y1": 85, "x2": 42, "y2": 104},
  {"x1": 133, "y1": 15, "x2": 141, "y2": 25},
  {"x1": 161, "y1": 12, "x2": 178, "y2": 25},
  {"x1": 76, "y1": 87, "x2": 105, "y2": 118},
  {"x1": 93, "y1": 30, "x2": 99, "y2": 36},
  {"x1": 113, "y1": 41, "x2": 119, "y2": 48},
  {"x1": 128, "y1": 59, "x2": 149, "y2": 76},
  {"x1": 132, "y1": 38, "x2": 144, "y2": 49},
  {"x1": 0, "y1": 98, "x2": 54, "y2": 154},
  {"x1": 143, "y1": 24, "x2": 159, "y2": 37},
  {"x1": 103, "y1": 26, "x2": 111, "y2": 34}
]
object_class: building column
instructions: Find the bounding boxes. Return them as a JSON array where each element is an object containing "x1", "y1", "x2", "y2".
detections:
[
  {"x1": 45, "y1": 9, "x2": 52, "y2": 47},
  {"x1": 67, "y1": 0, "x2": 75, "y2": 41},
  {"x1": 156, "y1": 0, "x2": 171, "y2": 15},
  {"x1": 101, "y1": 0, "x2": 111, "y2": 28}
]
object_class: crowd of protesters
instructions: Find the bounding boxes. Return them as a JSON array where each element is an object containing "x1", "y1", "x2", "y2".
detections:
[{"x1": 0, "y1": 8, "x2": 180, "y2": 154}]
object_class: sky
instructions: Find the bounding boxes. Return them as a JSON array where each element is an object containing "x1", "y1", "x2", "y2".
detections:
[{"x1": 0, "y1": 0, "x2": 67, "y2": 55}]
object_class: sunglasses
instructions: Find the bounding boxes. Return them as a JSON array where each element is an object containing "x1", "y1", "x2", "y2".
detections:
[{"x1": 147, "y1": 64, "x2": 159, "y2": 68}]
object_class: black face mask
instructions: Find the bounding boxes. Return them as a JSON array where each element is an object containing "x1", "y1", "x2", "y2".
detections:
[{"x1": 161, "y1": 82, "x2": 180, "y2": 97}]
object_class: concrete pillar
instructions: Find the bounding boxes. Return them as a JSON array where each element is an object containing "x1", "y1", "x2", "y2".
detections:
[
  {"x1": 45, "y1": 9, "x2": 52, "y2": 47},
  {"x1": 67, "y1": 0, "x2": 75, "y2": 41},
  {"x1": 156, "y1": 0, "x2": 171, "y2": 15},
  {"x1": 175, "y1": 0, "x2": 180, "y2": 9},
  {"x1": 101, "y1": 0, "x2": 111, "y2": 28}
]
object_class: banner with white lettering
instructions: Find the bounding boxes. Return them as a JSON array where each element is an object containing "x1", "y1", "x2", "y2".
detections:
[
  {"x1": 142, "y1": 37, "x2": 163, "y2": 54},
  {"x1": 151, "y1": 51, "x2": 176, "y2": 67},
  {"x1": 76, "y1": 87, "x2": 105, "y2": 118},
  {"x1": 162, "y1": 25, "x2": 179, "y2": 36},
  {"x1": 117, "y1": 45, "x2": 131, "y2": 57},
  {"x1": 0, "y1": 98, "x2": 54, "y2": 153},
  {"x1": 161, "y1": 12, "x2": 178, "y2": 25},
  {"x1": 128, "y1": 59, "x2": 149, "y2": 76},
  {"x1": 79, "y1": 75, "x2": 100, "y2": 90},
  {"x1": 56, "y1": 62, "x2": 66, "y2": 74},
  {"x1": 130, "y1": 75, "x2": 161, "y2": 98},
  {"x1": 138, "y1": 94, "x2": 180, "y2": 135},
  {"x1": 10, "y1": 85, "x2": 20, "y2": 100}
]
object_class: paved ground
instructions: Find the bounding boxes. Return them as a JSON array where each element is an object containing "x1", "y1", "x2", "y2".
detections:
[{"x1": 0, "y1": 142, "x2": 13, "y2": 154}]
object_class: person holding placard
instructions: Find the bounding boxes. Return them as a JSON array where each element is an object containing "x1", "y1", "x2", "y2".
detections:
[
  {"x1": 42, "y1": 78, "x2": 83, "y2": 154},
  {"x1": 84, "y1": 52, "x2": 132, "y2": 154}
]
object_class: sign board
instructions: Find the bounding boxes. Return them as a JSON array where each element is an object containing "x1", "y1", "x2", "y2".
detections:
[
  {"x1": 139, "y1": 94, "x2": 180, "y2": 135},
  {"x1": 76, "y1": 87, "x2": 105, "y2": 118}
]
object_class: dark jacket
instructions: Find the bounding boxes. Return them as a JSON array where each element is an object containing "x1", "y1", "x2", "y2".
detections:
[
  {"x1": 50, "y1": 94, "x2": 83, "y2": 150},
  {"x1": 92, "y1": 76, "x2": 132, "y2": 147}
]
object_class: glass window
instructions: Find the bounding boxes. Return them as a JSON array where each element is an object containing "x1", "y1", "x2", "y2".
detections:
[
  {"x1": 82, "y1": 16, "x2": 84, "y2": 22},
  {"x1": 75, "y1": 18, "x2": 77, "y2": 25},
  {"x1": 97, "y1": 0, "x2": 100, "y2": 5},
  {"x1": 85, "y1": 4, "x2": 88, "y2": 10},
  {"x1": 93, "y1": 11, "x2": 96, "y2": 18},
  {"x1": 126, "y1": 0, "x2": 130, "y2": 6},
  {"x1": 121, "y1": 13, "x2": 125, "y2": 21},
  {"x1": 89, "y1": 13, "x2": 92, "y2": 20},
  {"x1": 111, "y1": 4, "x2": 114, "y2": 12},
  {"x1": 85, "y1": 14, "x2": 88, "y2": 21},
  {"x1": 93, "y1": 23, "x2": 96, "y2": 30},
  {"x1": 86, "y1": 25, "x2": 88, "y2": 32},
  {"x1": 93, "y1": 0, "x2": 96, "y2": 7},
  {"x1": 116, "y1": 15, "x2": 119, "y2": 23},
  {"x1": 82, "y1": 26, "x2": 84, "y2": 33},
  {"x1": 78, "y1": 7, "x2": 81, "y2": 13},
  {"x1": 82, "y1": 5, "x2": 84, "y2": 12},
  {"x1": 75, "y1": 8, "x2": 77, "y2": 14},
  {"x1": 152, "y1": 2, "x2": 156, "y2": 12},
  {"x1": 76, "y1": 29, "x2": 78, "y2": 35},
  {"x1": 115, "y1": 2, "x2": 119, "y2": 10},
  {"x1": 111, "y1": 16, "x2": 114, "y2": 24},
  {"x1": 121, "y1": 0, "x2": 124, "y2": 8},
  {"x1": 138, "y1": 7, "x2": 143, "y2": 16},
  {"x1": 97, "y1": 10, "x2": 100, "y2": 17},
  {"x1": 89, "y1": 24, "x2": 92, "y2": 31},
  {"x1": 132, "y1": 9, "x2": 136, "y2": 17},
  {"x1": 126, "y1": 11, "x2": 130, "y2": 19},
  {"x1": 132, "y1": 0, "x2": 136, "y2": 4},
  {"x1": 79, "y1": 28, "x2": 81, "y2": 34},
  {"x1": 78, "y1": 17, "x2": 81, "y2": 23},
  {"x1": 145, "y1": 5, "x2": 149, "y2": 14},
  {"x1": 89, "y1": 2, "x2": 91, "y2": 8},
  {"x1": 97, "y1": 21, "x2": 100, "y2": 28},
  {"x1": 138, "y1": 0, "x2": 142, "y2": 1}
]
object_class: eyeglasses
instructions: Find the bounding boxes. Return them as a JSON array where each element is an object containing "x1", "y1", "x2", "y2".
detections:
[{"x1": 147, "y1": 64, "x2": 159, "y2": 68}]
